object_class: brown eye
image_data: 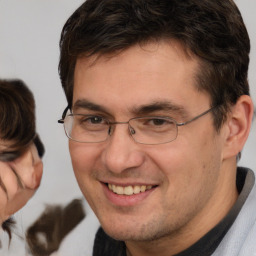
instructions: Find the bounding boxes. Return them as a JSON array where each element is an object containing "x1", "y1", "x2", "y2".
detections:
[
  {"x1": 78, "y1": 115, "x2": 104, "y2": 125},
  {"x1": 88, "y1": 116, "x2": 104, "y2": 124},
  {"x1": 151, "y1": 119, "x2": 166, "y2": 126}
]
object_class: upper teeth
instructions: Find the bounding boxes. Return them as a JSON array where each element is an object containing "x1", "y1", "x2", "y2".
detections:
[{"x1": 108, "y1": 184, "x2": 153, "y2": 195}]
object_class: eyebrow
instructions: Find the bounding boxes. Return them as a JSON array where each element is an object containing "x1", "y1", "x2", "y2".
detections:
[
  {"x1": 131, "y1": 101, "x2": 188, "y2": 118},
  {"x1": 73, "y1": 99, "x2": 110, "y2": 115},
  {"x1": 73, "y1": 99, "x2": 188, "y2": 119}
]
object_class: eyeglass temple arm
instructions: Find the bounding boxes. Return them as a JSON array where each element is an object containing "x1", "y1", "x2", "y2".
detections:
[
  {"x1": 176, "y1": 106, "x2": 217, "y2": 127},
  {"x1": 58, "y1": 105, "x2": 70, "y2": 124}
]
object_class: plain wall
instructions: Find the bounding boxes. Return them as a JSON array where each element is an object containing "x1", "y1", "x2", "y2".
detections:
[{"x1": 0, "y1": 0, "x2": 255, "y2": 253}]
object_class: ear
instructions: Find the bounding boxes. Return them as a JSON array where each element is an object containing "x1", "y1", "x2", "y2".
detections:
[{"x1": 222, "y1": 95, "x2": 254, "y2": 160}]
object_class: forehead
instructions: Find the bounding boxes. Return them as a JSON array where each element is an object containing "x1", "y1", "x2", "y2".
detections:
[{"x1": 73, "y1": 41, "x2": 209, "y2": 114}]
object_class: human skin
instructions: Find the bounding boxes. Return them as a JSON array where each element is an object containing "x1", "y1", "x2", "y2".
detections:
[
  {"x1": 69, "y1": 41, "x2": 253, "y2": 256},
  {"x1": 0, "y1": 143, "x2": 43, "y2": 224}
]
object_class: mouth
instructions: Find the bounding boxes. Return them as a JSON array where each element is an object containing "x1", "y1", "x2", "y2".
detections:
[
  {"x1": 107, "y1": 183, "x2": 156, "y2": 196},
  {"x1": 102, "y1": 182, "x2": 158, "y2": 206}
]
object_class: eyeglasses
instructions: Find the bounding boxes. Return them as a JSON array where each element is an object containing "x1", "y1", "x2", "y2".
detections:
[{"x1": 58, "y1": 106, "x2": 216, "y2": 145}]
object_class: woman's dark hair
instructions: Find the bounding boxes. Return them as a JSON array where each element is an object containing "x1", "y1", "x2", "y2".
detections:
[
  {"x1": 0, "y1": 79, "x2": 45, "y2": 239},
  {"x1": 0, "y1": 79, "x2": 45, "y2": 158},
  {"x1": 59, "y1": 0, "x2": 250, "y2": 130}
]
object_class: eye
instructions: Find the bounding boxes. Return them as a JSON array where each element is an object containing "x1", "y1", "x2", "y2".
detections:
[
  {"x1": 150, "y1": 118, "x2": 167, "y2": 126},
  {"x1": 144, "y1": 118, "x2": 172, "y2": 127},
  {"x1": 86, "y1": 116, "x2": 104, "y2": 124},
  {"x1": 74, "y1": 115, "x2": 108, "y2": 132},
  {"x1": 133, "y1": 117, "x2": 175, "y2": 132},
  {"x1": 140, "y1": 117, "x2": 175, "y2": 132},
  {"x1": 75, "y1": 115, "x2": 104, "y2": 125}
]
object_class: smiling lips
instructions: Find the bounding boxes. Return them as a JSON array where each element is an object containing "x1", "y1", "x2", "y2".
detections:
[{"x1": 108, "y1": 184, "x2": 153, "y2": 195}]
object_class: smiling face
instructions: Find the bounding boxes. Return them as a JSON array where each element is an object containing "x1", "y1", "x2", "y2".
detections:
[{"x1": 69, "y1": 41, "x2": 237, "y2": 251}]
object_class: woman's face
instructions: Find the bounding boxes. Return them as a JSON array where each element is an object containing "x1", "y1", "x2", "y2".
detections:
[{"x1": 0, "y1": 143, "x2": 43, "y2": 223}]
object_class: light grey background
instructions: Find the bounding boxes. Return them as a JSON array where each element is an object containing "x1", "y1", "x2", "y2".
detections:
[{"x1": 0, "y1": 0, "x2": 255, "y2": 254}]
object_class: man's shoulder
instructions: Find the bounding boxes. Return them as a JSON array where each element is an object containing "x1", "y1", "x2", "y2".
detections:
[{"x1": 213, "y1": 167, "x2": 256, "y2": 255}]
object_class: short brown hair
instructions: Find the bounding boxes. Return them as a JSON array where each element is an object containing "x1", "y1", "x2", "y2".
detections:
[{"x1": 59, "y1": 0, "x2": 250, "y2": 130}]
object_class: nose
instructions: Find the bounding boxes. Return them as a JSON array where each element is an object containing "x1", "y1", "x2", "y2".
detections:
[
  {"x1": 102, "y1": 124, "x2": 145, "y2": 174},
  {"x1": 29, "y1": 144, "x2": 43, "y2": 189},
  {"x1": 23, "y1": 143, "x2": 43, "y2": 190},
  {"x1": 31, "y1": 159, "x2": 43, "y2": 189}
]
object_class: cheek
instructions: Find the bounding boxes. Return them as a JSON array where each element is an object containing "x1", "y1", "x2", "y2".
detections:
[
  {"x1": 150, "y1": 137, "x2": 222, "y2": 224},
  {"x1": 69, "y1": 142, "x2": 102, "y2": 190},
  {"x1": 69, "y1": 142, "x2": 107, "y2": 214},
  {"x1": 69, "y1": 141, "x2": 95, "y2": 169},
  {"x1": 151, "y1": 132, "x2": 221, "y2": 192},
  {"x1": 148, "y1": 140, "x2": 195, "y2": 180}
]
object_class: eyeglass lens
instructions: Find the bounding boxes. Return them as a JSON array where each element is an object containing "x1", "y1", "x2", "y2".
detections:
[{"x1": 64, "y1": 115, "x2": 178, "y2": 144}]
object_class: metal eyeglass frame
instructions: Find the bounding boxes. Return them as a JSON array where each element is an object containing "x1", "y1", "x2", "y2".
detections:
[{"x1": 58, "y1": 105, "x2": 217, "y2": 145}]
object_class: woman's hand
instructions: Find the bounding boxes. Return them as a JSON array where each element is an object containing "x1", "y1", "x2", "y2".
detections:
[{"x1": 0, "y1": 144, "x2": 43, "y2": 224}]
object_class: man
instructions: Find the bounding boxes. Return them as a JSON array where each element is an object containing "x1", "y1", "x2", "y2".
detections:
[{"x1": 58, "y1": 0, "x2": 255, "y2": 255}]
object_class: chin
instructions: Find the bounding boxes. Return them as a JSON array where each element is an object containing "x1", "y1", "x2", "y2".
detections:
[
  {"x1": 100, "y1": 221, "x2": 143, "y2": 241},
  {"x1": 101, "y1": 221, "x2": 169, "y2": 242}
]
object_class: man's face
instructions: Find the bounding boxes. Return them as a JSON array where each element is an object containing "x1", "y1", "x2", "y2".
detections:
[{"x1": 70, "y1": 41, "x2": 227, "y2": 242}]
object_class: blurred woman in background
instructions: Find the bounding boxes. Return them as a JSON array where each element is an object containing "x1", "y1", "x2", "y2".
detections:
[{"x1": 0, "y1": 79, "x2": 44, "y2": 240}]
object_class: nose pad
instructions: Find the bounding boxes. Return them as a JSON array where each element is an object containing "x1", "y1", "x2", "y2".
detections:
[
  {"x1": 108, "y1": 126, "x2": 112, "y2": 136},
  {"x1": 129, "y1": 126, "x2": 136, "y2": 135}
]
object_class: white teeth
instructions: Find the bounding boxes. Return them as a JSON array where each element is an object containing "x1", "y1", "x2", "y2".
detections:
[
  {"x1": 108, "y1": 184, "x2": 153, "y2": 195},
  {"x1": 124, "y1": 186, "x2": 133, "y2": 195},
  {"x1": 116, "y1": 186, "x2": 124, "y2": 194},
  {"x1": 133, "y1": 186, "x2": 141, "y2": 194},
  {"x1": 140, "y1": 185, "x2": 146, "y2": 192}
]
